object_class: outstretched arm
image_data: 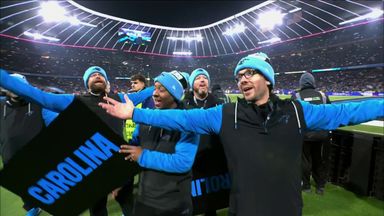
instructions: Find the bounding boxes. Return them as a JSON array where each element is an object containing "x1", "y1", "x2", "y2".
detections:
[
  {"x1": 99, "y1": 94, "x2": 222, "y2": 135},
  {"x1": 0, "y1": 69, "x2": 74, "y2": 112},
  {"x1": 42, "y1": 108, "x2": 59, "y2": 126},
  {"x1": 118, "y1": 86, "x2": 154, "y2": 105},
  {"x1": 120, "y1": 132, "x2": 199, "y2": 173},
  {"x1": 300, "y1": 99, "x2": 384, "y2": 131}
]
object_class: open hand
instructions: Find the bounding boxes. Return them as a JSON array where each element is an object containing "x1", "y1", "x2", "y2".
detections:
[
  {"x1": 98, "y1": 94, "x2": 134, "y2": 120},
  {"x1": 119, "y1": 145, "x2": 143, "y2": 162}
]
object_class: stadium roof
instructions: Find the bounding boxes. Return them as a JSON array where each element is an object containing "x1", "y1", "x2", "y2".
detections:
[{"x1": 0, "y1": 0, "x2": 383, "y2": 57}]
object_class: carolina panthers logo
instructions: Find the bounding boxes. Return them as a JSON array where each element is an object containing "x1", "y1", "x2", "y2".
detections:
[{"x1": 278, "y1": 114, "x2": 290, "y2": 124}]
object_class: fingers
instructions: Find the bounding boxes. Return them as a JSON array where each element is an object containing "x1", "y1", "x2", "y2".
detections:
[
  {"x1": 119, "y1": 145, "x2": 136, "y2": 154},
  {"x1": 119, "y1": 145, "x2": 139, "y2": 162},
  {"x1": 98, "y1": 102, "x2": 113, "y2": 111},
  {"x1": 124, "y1": 153, "x2": 135, "y2": 161}
]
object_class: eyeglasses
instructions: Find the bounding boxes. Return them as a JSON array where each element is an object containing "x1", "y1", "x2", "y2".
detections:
[{"x1": 235, "y1": 70, "x2": 259, "y2": 83}]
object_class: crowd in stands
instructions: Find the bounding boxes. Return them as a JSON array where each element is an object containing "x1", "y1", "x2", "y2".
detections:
[{"x1": 0, "y1": 20, "x2": 382, "y2": 94}]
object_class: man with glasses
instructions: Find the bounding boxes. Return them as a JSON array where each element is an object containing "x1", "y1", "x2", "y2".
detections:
[{"x1": 99, "y1": 52, "x2": 383, "y2": 216}]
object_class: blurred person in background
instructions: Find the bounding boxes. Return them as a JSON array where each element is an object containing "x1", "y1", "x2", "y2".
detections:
[
  {"x1": 292, "y1": 72, "x2": 331, "y2": 195},
  {"x1": 211, "y1": 84, "x2": 230, "y2": 104}
]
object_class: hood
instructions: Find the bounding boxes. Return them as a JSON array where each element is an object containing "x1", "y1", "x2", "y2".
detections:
[{"x1": 299, "y1": 73, "x2": 315, "y2": 89}]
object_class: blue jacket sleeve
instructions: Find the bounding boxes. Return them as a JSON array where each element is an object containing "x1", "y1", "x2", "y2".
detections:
[
  {"x1": 0, "y1": 69, "x2": 74, "y2": 112},
  {"x1": 42, "y1": 108, "x2": 59, "y2": 126},
  {"x1": 118, "y1": 86, "x2": 154, "y2": 106},
  {"x1": 300, "y1": 99, "x2": 384, "y2": 130},
  {"x1": 129, "y1": 124, "x2": 140, "y2": 146},
  {"x1": 137, "y1": 132, "x2": 200, "y2": 173},
  {"x1": 133, "y1": 105, "x2": 223, "y2": 135}
]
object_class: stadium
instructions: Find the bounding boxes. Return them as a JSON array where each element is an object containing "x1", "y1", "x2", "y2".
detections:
[{"x1": 0, "y1": 1, "x2": 383, "y2": 216}]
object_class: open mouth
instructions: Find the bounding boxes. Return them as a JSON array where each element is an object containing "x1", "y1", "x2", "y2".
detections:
[
  {"x1": 242, "y1": 86, "x2": 253, "y2": 94},
  {"x1": 154, "y1": 99, "x2": 162, "y2": 106},
  {"x1": 94, "y1": 80, "x2": 104, "y2": 84}
]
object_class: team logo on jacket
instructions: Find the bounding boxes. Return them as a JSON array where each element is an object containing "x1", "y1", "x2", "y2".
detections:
[{"x1": 278, "y1": 114, "x2": 290, "y2": 124}]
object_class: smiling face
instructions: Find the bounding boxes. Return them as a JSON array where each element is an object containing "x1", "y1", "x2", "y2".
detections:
[
  {"x1": 88, "y1": 72, "x2": 107, "y2": 94},
  {"x1": 237, "y1": 68, "x2": 270, "y2": 105},
  {"x1": 193, "y1": 74, "x2": 209, "y2": 98},
  {"x1": 152, "y1": 82, "x2": 177, "y2": 109}
]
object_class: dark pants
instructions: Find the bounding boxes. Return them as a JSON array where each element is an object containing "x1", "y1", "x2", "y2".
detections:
[
  {"x1": 90, "y1": 179, "x2": 134, "y2": 216},
  {"x1": 133, "y1": 200, "x2": 192, "y2": 216},
  {"x1": 302, "y1": 140, "x2": 328, "y2": 189}
]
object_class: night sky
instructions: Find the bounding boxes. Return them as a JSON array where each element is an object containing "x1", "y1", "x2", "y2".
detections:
[{"x1": 75, "y1": 1, "x2": 260, "y2": 27}]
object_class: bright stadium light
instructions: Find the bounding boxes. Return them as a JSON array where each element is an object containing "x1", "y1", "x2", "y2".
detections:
[
  {"x1": 167, "y1": 35, "x2": 203, "y2": 42},
  {"x1": 222, "y1": 23, "x2": 247, "y2": 36},
  {"x1": 339, "y1": 8, "x2": 384, "y2": 25},
  {"x1": 39, "y1": 1, "x2": 96, "y2": 27},
  {"x1": 67, "y1": 16, "x2": 80, "y2": 25},
  {"x1": 23, "y1": 31, "x2": 60, "y2": 42},
  {"x1": 256, "y1": 10, "x2": 285, "y2": 30},
  {"x1": 173, "y1": 51, "x2": 192, "y2": 56},
  {"x1": 258, "y1": 37, "x2": 281, "y2": 44},
  {"x1": 39, "y1": 1, "x2": 67, "y2": 22}
]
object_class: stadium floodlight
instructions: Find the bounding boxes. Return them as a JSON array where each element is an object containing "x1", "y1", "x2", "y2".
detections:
[
  {"x1": 339, "y1": 8, "x2": 383, "y2": 25},
  {"x1": 23, "y1": 31, "x2": 60, "y2": 42},
  {"x1": 39, "y1": 1, "x2": 96, "y2": 27},
  {"x1": 67, "y1": 16, "x2": 80, "y2": 25},
  {"x1": 256, "y1": 10, "x2": 286, "y2": 31},
  {"x1": 289, "y1": 8, "x2": 301, "y2": 13},
  {"x1": 258, "y1": 37, "x2": 281, "y2": 44},
  {"x1": 173, "y1": 51, "x2": 192, "y2": 56},
  {"x1": 39, "y1": 1, "x2": 67, "y2": 22},
  {"x1": 167, "y1": 35, "x2": 203, "y2": 42},
  {"x1": 222, "y1": 23, "x2": 247, "y2": 36}
]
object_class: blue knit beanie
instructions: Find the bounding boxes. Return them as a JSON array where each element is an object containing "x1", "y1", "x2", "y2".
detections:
[
  {"x1": 154, "y1": 71, "x2": 186, "y2": 101},
  {"x1": 83, "y1": 66, "x2": 108, "y2": 89},
  {"x1": 234, "y1": 52, "x2": 275, "y2": 87},
  {"x1": 189, "y1": 68, "x2": 210, "y2": 88}
]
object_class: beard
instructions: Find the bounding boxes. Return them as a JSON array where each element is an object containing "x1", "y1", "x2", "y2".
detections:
[
  {"x1": 89, "y1": 82, "x2": 107, "y2": 94},
  {"x1": 197, "y1": 88, "x2": 208, "y2": 98}
]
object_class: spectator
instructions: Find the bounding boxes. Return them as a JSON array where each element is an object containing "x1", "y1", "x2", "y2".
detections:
[
  {"x1": 120, "y1": 71, "x2": 199, "y2": 216},
  {"x1": 99, "y1": 52, "x2": 384, "y2": 216},
  {"x1": 0, "y1": 67, "x2": 154, "y2": 216},
  {"x1": 292, "y1": 72, "x2": 331, "y2": 195},
  {"x1": 184, "y1": 68, "x2": 229, "y2": 216}
]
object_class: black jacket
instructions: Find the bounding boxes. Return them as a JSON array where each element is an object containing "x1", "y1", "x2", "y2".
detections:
[
  {"x1": 220, "y1": 95, "x2": 306, "y2": 216},
  {"x1": 0, "y1": 98, "x2": 44, "y2": 164},
  {"x1": 137, "y1": 124, "x2": 192, "y2": 210}
]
